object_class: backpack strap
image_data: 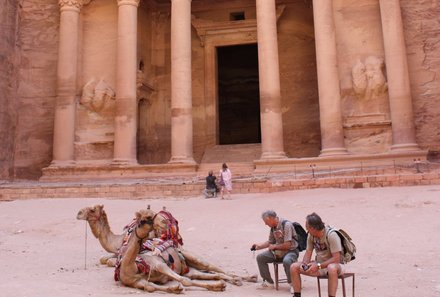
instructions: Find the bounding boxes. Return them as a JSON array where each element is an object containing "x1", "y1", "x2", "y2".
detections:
[{"x1": 281, "y1": 220, "x2": 300, "y2": 244}]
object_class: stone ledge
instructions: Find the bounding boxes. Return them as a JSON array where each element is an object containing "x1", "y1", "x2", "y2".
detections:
[{"x1": 1, "y1": 171, "x2": 439, "y2": 201}]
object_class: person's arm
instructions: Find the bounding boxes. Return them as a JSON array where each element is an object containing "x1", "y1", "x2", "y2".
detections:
[
  {"x1": 269, "y1": 240, "x2": 292, "y2": 251},
  {"x1": 252, "y1": 241, "x2": 270, "y2": 250}
]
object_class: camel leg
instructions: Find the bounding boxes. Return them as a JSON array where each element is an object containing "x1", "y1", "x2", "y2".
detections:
[
  {"x1": 133, "y1": 278, "x2": 184, "y2": 294},
  {"x1": 181, "y1": 249, "x2": 258, "y2": 285},
  {"x1": 100, "y1": 254, "x2": 117, "y2": 266},
  {"x1": 154, "y1": 262, "x2": 226, "y2": 291},
  {"x1": 186, "y1": 267, "x2": 243, "y2": 286},
  {"x1": 180, "y1": 249, "x2": 226, "y2": 273}
]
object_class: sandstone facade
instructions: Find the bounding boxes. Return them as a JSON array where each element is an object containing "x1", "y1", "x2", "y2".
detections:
[{"x1": 0, "y1": 0, "x2": 439, "y2": 180}]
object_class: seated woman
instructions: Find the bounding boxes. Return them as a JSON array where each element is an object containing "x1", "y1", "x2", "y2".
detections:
[{"x1": 203, "y1": 170, "x2": 219, "y2": 198}]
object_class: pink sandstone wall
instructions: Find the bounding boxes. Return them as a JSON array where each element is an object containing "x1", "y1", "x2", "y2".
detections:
[
  {"x1": 0, "y1": 0, "x2": 19, "y2": 180},
  {"x1": 12, "y1": 0, "x2": 59, "y2": 179},
  {"x1": 1, "y1": 0, "x2": 439, "y2": 180},
  {"x1": 401, "y1": 0, "x2": 440, "y2": 153}
]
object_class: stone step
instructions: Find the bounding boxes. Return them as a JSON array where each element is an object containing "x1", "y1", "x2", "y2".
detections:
[{"x1": 200, "y1": 143, "x2": 261, "y2": 163}]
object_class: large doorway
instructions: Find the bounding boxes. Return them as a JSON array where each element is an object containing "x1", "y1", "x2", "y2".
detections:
[{"x1": 217, "y1": 44, "x2": 261, "y2": 145}]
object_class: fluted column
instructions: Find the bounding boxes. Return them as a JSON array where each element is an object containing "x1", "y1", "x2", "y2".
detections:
[
  {"x1": 169, "y1": 0, "x2": 195, "y2": 164},
  {"x1": 256, "y1": 0, "x2": 286, "y2": 159},
  {"x1": 312, "y1": 0, "x2": 348, "y2": 156},
  {"x1": 52, "y1": 0, "x2": 87, "y2": 166},
  {"x1": 379, "y1": 0, "x2": 419, "y2": 151},
  {"x1": 113, "y1": 0, "x2": 140, "y2": 165}
]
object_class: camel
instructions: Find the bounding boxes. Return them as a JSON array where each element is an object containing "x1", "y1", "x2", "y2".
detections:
[
  {"x1": 76, "y1": 204, "x2": 257, "y2": 285},
  {"x1": 115, "y1": 208, "x2": 226, "y2": 293}
]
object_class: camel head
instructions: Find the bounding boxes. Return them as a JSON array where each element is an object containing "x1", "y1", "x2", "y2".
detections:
[
  {"x1": 77, "y1": 204, "x2": 105, "y2": 221},
  {"x1": 134, "y1": 209, "x2": 157, "y2": 239}
]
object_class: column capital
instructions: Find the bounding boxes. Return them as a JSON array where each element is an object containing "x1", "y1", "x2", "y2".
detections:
[
  {"x1": 58, "y1": 0, "x2": 92, "y2": 11},
  {"x1": 117, "y1": 0, "x2": 140, "y2": 7}
]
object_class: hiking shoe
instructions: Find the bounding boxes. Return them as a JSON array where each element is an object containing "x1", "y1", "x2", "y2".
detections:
[{"x1": 256, "y1": 281, "x2": 274, "y2": 290}]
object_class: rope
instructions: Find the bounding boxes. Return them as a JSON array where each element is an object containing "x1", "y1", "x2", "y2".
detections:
[{"x1": 84, "y1": 221, "x2": 88, "y2": 270}]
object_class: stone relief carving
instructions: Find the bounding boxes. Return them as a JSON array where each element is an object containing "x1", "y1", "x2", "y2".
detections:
[
  {"x1": 352, "y1": 56, "x2": 388, "y2": 101},
  {"x1": 58, "y1": 0, "x2": 92, "y2": 9},
  {"x1": 80, "y1": 79, "x2": 115, "y2": 113}
]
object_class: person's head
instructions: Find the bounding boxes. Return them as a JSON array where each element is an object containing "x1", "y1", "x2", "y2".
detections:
[
  {"x1": 261, "y1": 210, "x2": 278, "y2": 228},
  {"x1": 305, "y1": 212, "x2": 325, "y2": 237},
  {"x1": 208, "y1": 170, "x2": 213, "y2": 176},
  {"x1": 222, "y1": 163, "x2": 228, "y2": 170}
]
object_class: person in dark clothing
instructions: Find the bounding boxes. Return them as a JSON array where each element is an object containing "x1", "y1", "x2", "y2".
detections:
[{"x1": 203, "y1": 170, "x2": 219, "y2": 198}]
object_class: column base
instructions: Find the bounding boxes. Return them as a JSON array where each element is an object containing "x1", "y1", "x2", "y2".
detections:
[
  {"x1": 260, "y1": 151, "x2": 287, "y2": 160},
  {"x1": 50, "y1": 159, "x2": 76, "y2": 167},
  {"x1": 390, "y1": 143, "x2": 420, "y2": 152},
  {"x1": 168, "y1": 156, "x2": 197, "y2": 165},
  {"x1": 319, "y1": 147, "x2": 349, "y2": 157},
  {"x1": 112, "y1": 158, "x2": 138, "y2": 166}
]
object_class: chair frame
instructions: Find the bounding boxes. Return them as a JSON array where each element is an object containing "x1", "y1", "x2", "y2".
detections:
[{"x1": 317, "y1": 272, "x2": 355, "y2": 297}]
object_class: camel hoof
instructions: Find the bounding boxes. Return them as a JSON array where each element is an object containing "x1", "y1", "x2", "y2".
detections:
[
  {"x1": 168, "y1": 283, "x2": 184, "y2": 294},
  {"x1": 247, "y1": 274, "x2": 258, "y2": 283},
  {"x1": 106, "y1": 258, "x2": 117, "y2": 267},
  {"x1": 212, "y1": 280, "x2": 227, "y2": 291},
  {"x1": 231, "y1": 277, "x2": 243, "y2": 286}
]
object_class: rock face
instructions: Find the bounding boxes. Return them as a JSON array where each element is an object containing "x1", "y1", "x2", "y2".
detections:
[
  {"x1": 0, "y1": 0, "x2": 19, "y2": 180},
  {"x1": 0, "y1": 0, "x2": 439, "y2": 180}
]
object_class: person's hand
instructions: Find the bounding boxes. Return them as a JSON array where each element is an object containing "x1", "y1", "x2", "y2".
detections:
[{"x1": 268, "y1": 244, "x2": 276, "y2": 251}]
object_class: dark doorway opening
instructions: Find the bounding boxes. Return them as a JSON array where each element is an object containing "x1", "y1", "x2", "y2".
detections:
[{"x1": 217, "y1": 44, "x2": 261, "y2": 145}]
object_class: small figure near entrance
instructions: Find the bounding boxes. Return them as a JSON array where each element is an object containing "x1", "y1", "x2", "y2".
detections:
[
  {"x1": 251, "y1": 210, "x2": 299, "y2": 292},
  {"x1": 219, "y1": 163, "x2": 232, "y2": 199},
  {"x1": 290, "y1": 212, "x2": 346, "y2": 297},
  {"x1": 203, "y1": 170, "x2": 219, "y2": 198}
]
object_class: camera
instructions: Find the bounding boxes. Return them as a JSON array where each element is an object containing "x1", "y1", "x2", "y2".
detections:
[
  {"x1": 301, "y1": 263, "x2": 309, "y2": 271},
  {"x1": 250, "y1": 244, "x2": 257, "y2": 251}
]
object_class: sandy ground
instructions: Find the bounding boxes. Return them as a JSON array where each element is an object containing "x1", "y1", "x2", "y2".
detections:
[{"x1": 1, "y1": 185, "x2": 440, "y2": 297}]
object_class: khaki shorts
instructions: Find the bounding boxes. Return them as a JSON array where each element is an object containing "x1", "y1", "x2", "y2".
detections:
[{"x1": 318, "y1": 263, "x2": 346, "y2": 276}]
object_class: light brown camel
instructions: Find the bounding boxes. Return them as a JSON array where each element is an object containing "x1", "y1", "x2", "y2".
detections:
[
  {"x1": 76, "y1": 205, "x2": 257, "y2": 285},
  {"x1": 116, "y1": 209, "x2": 226, "y2": 293}
]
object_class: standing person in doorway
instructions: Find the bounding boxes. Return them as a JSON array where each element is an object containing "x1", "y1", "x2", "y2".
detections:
[{"x1": 219, "y1": 163, "x2": 232, "y2": 199}]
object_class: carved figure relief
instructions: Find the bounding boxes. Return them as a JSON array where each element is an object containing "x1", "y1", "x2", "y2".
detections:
[
  {"x1": 352, "y1": 56, "x2": 388, "y2": 101},
  {"x1": 80, "y1": 79, "x2": 115, "y2": 114}
]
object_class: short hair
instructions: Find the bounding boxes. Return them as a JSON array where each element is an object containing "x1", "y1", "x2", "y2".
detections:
[
  {"x1": 222, "y1": 163, "x2": 228, "y2": 169},
  {"x1": 261, "y1": 210, "x2": 277, "y2": 220},
  {"x1": 306, "y1": 212, "x2": 325, "y2": 230},
  {"x1": 208, "y1": 170, "x2": 213, "y2": 176}
]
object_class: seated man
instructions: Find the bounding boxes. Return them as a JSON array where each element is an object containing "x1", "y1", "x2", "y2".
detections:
[
  {"x1": 290, "y1": 212, "x2": 346, "y2": 297},
  {"x1": 203, "y1": 170, "x2": 218, "y2": 198},
  {"x1": 251, "y1": 210, "x2": 299, "y2": 292}
]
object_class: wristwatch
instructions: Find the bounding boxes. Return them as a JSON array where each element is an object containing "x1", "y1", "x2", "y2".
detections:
[{"x1": 317, "y1": 263, "x2": 322, "y2": 270}]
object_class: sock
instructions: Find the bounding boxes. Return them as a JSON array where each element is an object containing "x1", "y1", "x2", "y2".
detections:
[{"x1": 293, "y1": 293, "x2": 301, "y2": 297}]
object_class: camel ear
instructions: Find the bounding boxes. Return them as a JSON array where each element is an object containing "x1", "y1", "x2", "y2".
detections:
[
  {"x1": 147, "y1": 204, "x2": 150, "y2": 210},
  {"x1": 162, "y1": 206, "x2": 166, "y2": 211},
  {"x1": 135, "y1": 212, "x2": 141, "y2": 220},
  {"x1": 98, "y1": 204, "x2": 104, "y2": 210}
]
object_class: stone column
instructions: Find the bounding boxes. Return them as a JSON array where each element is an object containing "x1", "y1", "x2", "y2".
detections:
[
  {"x1": 52, "y1": 0, "x2": 85, "y2": 166},
  {"x1": 113, "y1": 0, "x2": 140, "y2": 164},
  {"x1": 379, "y1": 0, "x2": 419, "y2": 151},
  {"x1": 312, "y1": 0, "x2": 348, "y2": 156},
  {"x1": 256, "y1": 0, "x2": 286, "y2": 159},
  {"x1": 169, "y1": 0, "x2": 195, "y2": 164}
]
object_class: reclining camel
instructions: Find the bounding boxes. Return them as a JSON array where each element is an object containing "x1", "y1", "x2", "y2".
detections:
[
  {"x1": 116, "y1": 208, "x2": 226, "y2": 293},
  {"x1": 76, "y1": 204, "x2": 256, "y2": 285}
]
